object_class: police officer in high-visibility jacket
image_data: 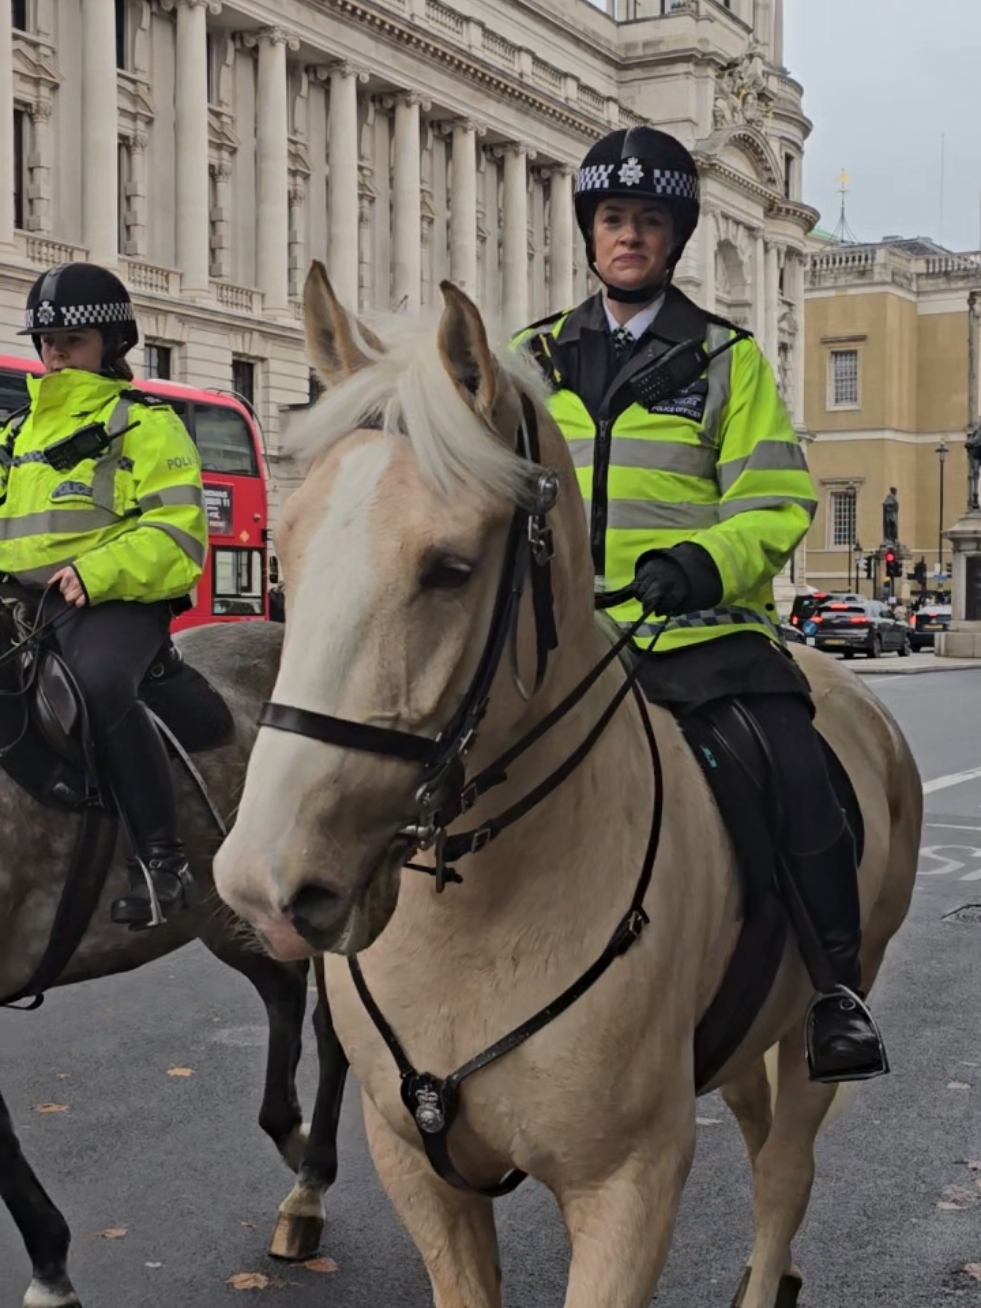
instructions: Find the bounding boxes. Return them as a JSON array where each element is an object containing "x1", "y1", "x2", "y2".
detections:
[
  {"x1": 516, "y1": 128, "x2": 887, "y2": 1084},
  {"x1": 0, "y1": 263, "x2": 207, "y2": 929}
]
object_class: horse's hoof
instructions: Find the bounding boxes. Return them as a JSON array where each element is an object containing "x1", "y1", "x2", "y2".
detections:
[
  {"x1": 24, "y1": 1275, "x2": 82, "y2": 1308},
  {"x1": 776, "y1": 1272, "x2": 803, "y2": 1308},
  {"x1": 731, "y1": 1268, "x2": 802, "y2": 1308},
  {"x1": 268, "y1": 1212, "x2": 324, "y2": 1262}
]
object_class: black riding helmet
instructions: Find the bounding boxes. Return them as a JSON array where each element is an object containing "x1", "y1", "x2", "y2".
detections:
[
  {"x1": 574, "y1": 127, "x2": 701, "y2": 302},
  {"x1": 19, "y1": 262, "x2": 139, "y2": 373}
]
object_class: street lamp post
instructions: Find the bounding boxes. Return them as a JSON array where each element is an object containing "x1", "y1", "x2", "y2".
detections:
[
  {"x1": 936, "y1": 440, "x2": 948, "y2": 592},
  {"x1": 853, "y1": 540, "x2": 863, "y2": 595}
]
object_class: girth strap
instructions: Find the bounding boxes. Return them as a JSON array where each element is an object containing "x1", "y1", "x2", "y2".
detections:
[{"x1": 348, "y1": 677, "x2": 665, "y2": 1198}]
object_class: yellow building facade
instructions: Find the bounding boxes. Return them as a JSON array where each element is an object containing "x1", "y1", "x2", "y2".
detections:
[{"x1": 804, "y1": 239, "x2": 981, "y2": 598}]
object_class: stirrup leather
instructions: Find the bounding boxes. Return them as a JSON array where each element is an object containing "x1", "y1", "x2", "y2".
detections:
[{"x1": 805, "y1": 986, "x2": 890, "y2": 1084}]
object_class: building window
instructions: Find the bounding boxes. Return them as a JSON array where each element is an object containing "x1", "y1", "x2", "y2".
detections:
[
  {"x1": 12, "y1": 108, "x2": 27, "y2": 231},
  {"x1": 11, "y1": 1, "x2": 28, "y2": 32},
  {"x1": 828, "y1": 348, "x2": 859, "y2": 408},
  {"x1": 144, "y1": 343, "x2": 173, "y2": 381},
  {"x1": 206, "y1": 33, "x2": 215, "y2": 104},
  {"x1": 829, "y1": 489, "x2": 857, "y2": 549},
  {"x1": 784, "y1": 153, "x2": 795, "y2": 200},
  {"x1": 115, "y1": 0, "x2": 128, "y2": 70},
  {"x1": 117, "y1": 139, "x2": 129, "y2": 253},
  {"x1": 309, "y1": 370, "x2": 324, "y2": 405},
  {"x1": 232, "y1": 357, "x2": 256, "y2": 408}
]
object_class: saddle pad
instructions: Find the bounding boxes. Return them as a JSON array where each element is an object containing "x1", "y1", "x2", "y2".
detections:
[{"x1": 140, "y1": 656, "x2": 235, "y2": 756}]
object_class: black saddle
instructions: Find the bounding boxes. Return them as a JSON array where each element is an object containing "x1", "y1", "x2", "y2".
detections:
[{"x1": 0, "y1": 589, "x2": 235, "y2": 812}]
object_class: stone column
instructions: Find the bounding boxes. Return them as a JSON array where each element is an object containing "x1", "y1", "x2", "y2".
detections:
[
  {"x1": 173, "y1": 0, "x2": 213, "y2": 294},
  {"x1": 450, "y1": 120, "x2": 478, "y2": 296},
  {"x1": 392, "y1": 92, "x2": 422, "y2": 310},
  {"x1": 327, "y1": 63, "x2": 362, "y2": 307},
  {"x1": 753, "y1": 230, "x2": 766, "y2": 344},
  {"x1": 700, "y1": 205, "x2": 717, "y2": 314},
  {"x1": 0, "y1": 0, "x2": 12, "y2": 243},
  {"x1": 82, "y1": 0, "x2": 119, "y2": 263},
  {"x1": 549, "y1": 164, "x2": 574, "y2": 311},
  {"x1": 27, "y1": 102, "x2": 53, "y2": 233},
  {"x1": 209, "y1": 160, "x2": 232, "y2": 278},
  {"x1": 765, "y1": 240, "x2": 781, "y2": 366},
  {"x1": 122, "y1": 131, "x2": 148, "y2": 256},
  {"x1": 501, "y1": 144, "x2": 529, "y2": 330},
  {"x1": 249, "y1": 27, "x2": 295, "y2": 312}
]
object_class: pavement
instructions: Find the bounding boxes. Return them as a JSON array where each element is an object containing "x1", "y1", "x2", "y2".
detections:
[
  {"x1": 816, "y1": 647, "x2": 981, "y2": 675},
  {"x1": 3, "y1": 673, "x2": 981, "y2": 1307}
]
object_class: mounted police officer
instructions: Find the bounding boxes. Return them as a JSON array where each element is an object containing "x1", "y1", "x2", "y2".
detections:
[
  {"x1": 516, "y1": 128, "x2": 887, "y2": 1083},
  {"x1": 0, "y1": 263, "x2": 208, "y2": 929}
]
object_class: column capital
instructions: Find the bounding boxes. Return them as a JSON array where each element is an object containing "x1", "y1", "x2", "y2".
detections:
[
  {"x1": 243, "y1": 26, "x2": 300, "y2": 51},
  {"x1": 160, "y1": 0, "x2": 222, "y2": 13},
  {"x1": 313, "y1": 60, "x2": 369, "y2": 84},
  {"x1": 433, "y1": 117, "x2": 487, "y2": 138},
  {"x1": 28, "y1": 100, "x2": 53, "y2": 124},
  {"x1": 497, "y1": 142, "x2": 535, "y2": 162}
]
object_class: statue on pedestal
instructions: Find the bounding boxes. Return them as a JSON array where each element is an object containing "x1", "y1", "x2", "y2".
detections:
[
  {"x1": 882, "y1": 488, "x2": 899, "y2": 544},
  {"x1": 966, "y1": 425, "x2": 981, "y2": 512}
]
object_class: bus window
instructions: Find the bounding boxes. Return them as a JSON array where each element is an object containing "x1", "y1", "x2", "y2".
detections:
[
  {"x1": 194, "y1": 402, "x2": 258, "y2": 476},
  {"x1": 0, "y1": 369, "x2": 30, "y2": 423}
]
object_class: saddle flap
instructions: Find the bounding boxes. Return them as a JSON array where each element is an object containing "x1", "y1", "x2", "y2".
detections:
[{"x1": 35, "y1": 651, "x2": 82, "y2": 749}]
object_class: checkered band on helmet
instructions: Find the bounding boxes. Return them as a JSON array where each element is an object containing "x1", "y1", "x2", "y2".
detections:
[
  {"x1": 574, "y1": 162, "x2": 699, "y2": 203},
  {"x1": 23, "y1": 298, "x2": 136, "y2": 333}
]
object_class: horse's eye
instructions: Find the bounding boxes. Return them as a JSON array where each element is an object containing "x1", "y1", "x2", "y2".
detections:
[{"x1": 420, "y1": 558, "x2": 474, "y2": 591}]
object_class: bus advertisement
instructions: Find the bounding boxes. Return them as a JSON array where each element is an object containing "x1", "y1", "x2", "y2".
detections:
[{"x1": 0, "y1": 356, "x2": 269, "y2": 630}]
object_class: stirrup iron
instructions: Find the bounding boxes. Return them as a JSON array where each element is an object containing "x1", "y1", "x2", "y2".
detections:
[{"x1": 805, "y1": 985, "x2": 890, "y2": 1084}]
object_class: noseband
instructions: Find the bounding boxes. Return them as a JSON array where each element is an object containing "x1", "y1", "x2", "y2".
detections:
[{"x1": 258, "y1": 386, "x2": 666, "y2": 1200}]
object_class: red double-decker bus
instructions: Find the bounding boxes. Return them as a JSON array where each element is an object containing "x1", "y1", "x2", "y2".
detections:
[{"x1": 0, "y1": 356, "x2": 269, "y2": 629}]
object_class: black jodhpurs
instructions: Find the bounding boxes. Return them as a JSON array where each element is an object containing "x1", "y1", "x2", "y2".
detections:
[{"x1": 45, "y1": 595, "x2": 171, "y2": 739}]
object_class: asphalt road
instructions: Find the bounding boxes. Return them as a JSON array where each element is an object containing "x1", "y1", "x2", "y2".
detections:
[{"x1": 3, "y1": 669, "x2": 981, "y2": 1307}]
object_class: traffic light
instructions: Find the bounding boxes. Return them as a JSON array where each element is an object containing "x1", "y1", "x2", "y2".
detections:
[
  {"x1": 864, "y1": 557, "x2": 873, "y2": 579},
  {"x1": 911, "y1": 558, "x2": 927, "y2": 586},
  {"x1": 883, "y1": 550, "x2": 901, "y2": 579}
]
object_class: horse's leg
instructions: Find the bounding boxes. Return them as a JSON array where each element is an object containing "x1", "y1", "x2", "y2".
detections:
[
  {"x1": 270, "y1": 971, "x2": 349, "y2": 1261},
  {"x1": 734, "y1": 1034, "x2": 838, "y2": 1308},
  {"x1": 0, "y1": 1086, "x2": 80, "y2": 1308},
  {"x1": 558, "y1": 1125, "x2": 695, "y2": 1308},
  {"x1": 363, "y1": 1094, "x2": 502, "y2": 1308},
  {"x1": 201, "y1": 935, "x2": 308, "y2": 1167}
]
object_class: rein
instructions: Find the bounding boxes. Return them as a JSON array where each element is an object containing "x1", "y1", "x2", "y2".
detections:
[{"x1": 258, "y1": 390, "x2": 667, "y2": 1196}]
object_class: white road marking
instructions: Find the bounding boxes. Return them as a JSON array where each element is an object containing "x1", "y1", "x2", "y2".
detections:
[
  {"x1": 919, "y1": 844, "x2": 981, "y2": 880},
  {"x1": 923, "y1": 766, "x2": 981, "y2": 794},
  {"x1": 924, "y1": 823, "x2": 981, "y2": 832}
]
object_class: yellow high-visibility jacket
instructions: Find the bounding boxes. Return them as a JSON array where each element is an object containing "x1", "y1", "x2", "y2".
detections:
[
  {"x1": 515, "y1": 287, "x2": 817, "y2": 654},
  {"x1": 0, "y1": 368, "x2": 207, "y2": 604}
]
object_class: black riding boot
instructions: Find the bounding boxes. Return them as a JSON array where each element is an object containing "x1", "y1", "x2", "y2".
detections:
[
  {"x1": 99, "y1": 701, "x2": 193, "y2": 929},
  {"x1": 782, "y1": 820, "x2": 888, "y2": 1083}
]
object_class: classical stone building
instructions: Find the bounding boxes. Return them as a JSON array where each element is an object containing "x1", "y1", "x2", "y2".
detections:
[
  {"x1": 804, "y1": 238, "x2": 981, "y2": 597},
  {"x1": 0, "y1": 0, "x2": 813, "y2": 541}
]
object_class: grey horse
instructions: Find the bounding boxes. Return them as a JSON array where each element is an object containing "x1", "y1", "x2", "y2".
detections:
[{"x1": 0, "y1": 620, "x2": 348, "y2": 1308}]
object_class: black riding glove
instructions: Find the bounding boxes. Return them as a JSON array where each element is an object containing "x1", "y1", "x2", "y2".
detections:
[{"x1": 631, "y1": 542, "x2": 724, "y2": 618}]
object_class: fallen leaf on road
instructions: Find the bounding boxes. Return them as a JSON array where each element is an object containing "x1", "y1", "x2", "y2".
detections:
[
  {"x1": 948, "y1": 1081, "x2": 972, "y2": 1091},
  {"x1": 696, "y1": 1117, "x2": 721, "y2": 1126},
  {"x1": 965, "y1": 1265, "x2": 981, "y2": 1281},
  {"x1": 54, "y1": 1073, "x2": 69, "y2": 1081},
  {"x1": 965, "y1": 1160, "x2": 981, "y2": 1171},
  {"x1": 166, "y1": 1067, "x2": 194, "y2": 1078},
  {"x1": 146, "y1": 1262, "x2": 163, "y2": 1269},
  {"x1": 939, "y1": 1185, "x2": 978, "y2": 1210},
  {"x1": 302, "y1": 1257, "x2": 338, "y2": 1274},
  {"x1": 239, "y1": 1221, "x2": 257, "y2": 1230},
  {"x1": 100, "y1": 1228, "x2": 127, "y2": 1240},
  {"x1": 32, "y1": 1103, "x2": 68, "y2": 1113},
  {"x1": 227, "y1": 1271, "x2": 277, "y2": 1290}
]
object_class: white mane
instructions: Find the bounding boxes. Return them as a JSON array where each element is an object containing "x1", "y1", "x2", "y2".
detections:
[{"x1": 288, "y1": 315, "x2": 550, "y2": 506}]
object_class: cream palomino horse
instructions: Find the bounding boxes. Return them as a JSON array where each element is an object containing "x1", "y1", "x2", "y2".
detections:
[{"x1": 214, "y1": 264, "x2": 921, "y2": 1308}]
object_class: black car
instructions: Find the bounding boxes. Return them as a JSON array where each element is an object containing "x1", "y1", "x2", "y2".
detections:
[
  {"x1": 810, "y1": 599, "x2": 911, "y2": 659},
  {"x1": 910, "y1": 604, "x2": 951, "y2": 651}
]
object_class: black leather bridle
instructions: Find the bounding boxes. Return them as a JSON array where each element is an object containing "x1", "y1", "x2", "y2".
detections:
[{"x1": 258, "y1": 389, "x2": 666, "y2": 1197}]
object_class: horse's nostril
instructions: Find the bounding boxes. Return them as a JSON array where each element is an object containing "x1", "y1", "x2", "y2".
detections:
[{"x1": 287, "y1": 882, "x2": 348, "y2": 941}]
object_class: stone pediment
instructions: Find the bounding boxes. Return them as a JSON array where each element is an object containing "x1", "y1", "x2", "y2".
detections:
[
  {"x1": 209, "y1": 106, "x2": 240, "y2": 154},
  {"x1": 700, "y1": 124, "x2": 781, "y2": 194},
  {"x1": 12, "y1": 31, "x2": 62, "y2": 100}
]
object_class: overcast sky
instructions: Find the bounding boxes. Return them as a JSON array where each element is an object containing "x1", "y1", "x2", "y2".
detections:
[
  {"x1": 587, "y1": 0, "x2": 981, "y2": 252},
  {"x1": 785, "y1": 0, "x2": 981, "y2": 251}
]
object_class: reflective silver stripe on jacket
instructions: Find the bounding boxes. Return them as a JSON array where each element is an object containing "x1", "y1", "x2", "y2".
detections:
[
  {"x1": 0, "y1": 507, "x2": 120, "y2": 538},
  {"x1": 624, "y1": 605, "x2": 779, "y2": 638},
  {"x1": 717, "y1": 441, "x2": 811, "y2": 494},
  {"x1": 583, "y1": 498, "x2": 719, "y2": 530},
  {"x1": 702, "y1": 322, "x2": 735, "y2": 447},
  {"x1": 139, "y1": 484, "x2": 206, "y2": 512},
  {"x1": 91, "y1": 396, "x2": 136, "y2": 511},
  {"x1": 718, "y1": 495, "x2": 817, "y2": 522},
  {"x1": 566, "y1": 438, "x2": 717, "y2": 479},
  {"x1": 143, "y1": 520, "x2": 207, "y2": 566}
]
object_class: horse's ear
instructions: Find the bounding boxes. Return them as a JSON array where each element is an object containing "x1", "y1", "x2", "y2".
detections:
[
  {"x1": 304, "y1": 261, "x2": 382, "y2": 385},
  {"x1": 437, "y1": 281, "x2": 498, "y2": 419}
]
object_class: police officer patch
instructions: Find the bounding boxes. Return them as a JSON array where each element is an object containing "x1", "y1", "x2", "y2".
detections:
[{"x1": 642, "y1": 378, "x2": 708, "y2": 422}]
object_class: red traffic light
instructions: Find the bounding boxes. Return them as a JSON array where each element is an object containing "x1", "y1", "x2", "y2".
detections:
[{"x1": 884, "y1": 551, "x2": 896, "y2": 564}]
